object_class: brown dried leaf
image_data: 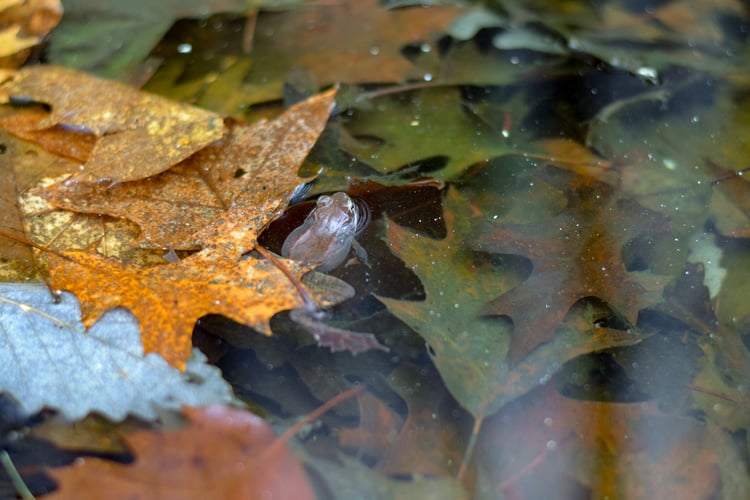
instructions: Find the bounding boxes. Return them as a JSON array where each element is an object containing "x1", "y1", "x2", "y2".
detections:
[
  {"x1": 32, "y1": 90, "x2": 340, "y2": 368},
  {"x1": 0, "y1": 130, "x2": 36, "y2": 280},
  {"x1": 1, "y1": 65, "x2": 225, "y2": 183},
  {"x1": 9, "y1": 131, "x2": 165, "y2": 267},
  {"x1": 39, "y1": 89, "x2": 337, "y2": 250}
]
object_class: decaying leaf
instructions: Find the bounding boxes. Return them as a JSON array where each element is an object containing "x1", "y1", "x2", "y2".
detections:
[
  {"x1": 0, "y1": 283, "x2": 237, "y2": 420},
  {"x1": 304, "y1": 453, "x2": 469, "y2": 500},
  {"x1": 47, "y1": 405, "x2": 316, "y2": 500},
  {"x1": 0, "y1": 130, "x2": 36, "y2": 280},
  {"x1": 39, "y1": 88, "x2": 337, "y2": 250},
  {"x1": 377, "y1": 188, "x2": 517, "y2": 419},
  {"x1": 5, "y1": 87, "x2": 344, "y2": 369},
  {"x1": 476, "y1": 385, "x2": 743, "y2": 499},
  {"x1": 343, "y1": 87, "x2": 515, "y2": 181},
  {"x1": 1, "y1": 65, "x2": 226, "y2": 183},
  {"x1": 44, "y1": 236, "x2": 313, "y2": 370},
  {"x1": 6, "y1": 128, "x2": 170, "y2": 268},
  {"x1": 45, "y1": 0, "x2": 277, "y2": 80}
]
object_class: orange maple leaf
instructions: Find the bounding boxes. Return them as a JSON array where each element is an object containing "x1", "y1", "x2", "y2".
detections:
[{"x1": 46, "y1": 243, "x2": 312, "y2": 370}]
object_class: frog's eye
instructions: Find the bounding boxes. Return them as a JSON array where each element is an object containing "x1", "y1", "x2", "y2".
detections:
[{"x1": 317, "y1": 195, "x2": 333, "y2": 207}]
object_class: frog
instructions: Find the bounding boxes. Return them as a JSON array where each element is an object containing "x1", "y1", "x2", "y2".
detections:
[{"x1": 281, "y1": 192, "x2": 369, "y2": 272}]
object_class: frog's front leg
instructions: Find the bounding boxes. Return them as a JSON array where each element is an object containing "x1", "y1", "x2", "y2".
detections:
[{"x1": 351, "y1": 240, "x2": 370, "y2": 268}]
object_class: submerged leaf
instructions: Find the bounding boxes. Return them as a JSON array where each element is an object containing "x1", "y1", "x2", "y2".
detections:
[
  {"x1": 343, "y1": 87, "x2": 515, "y2": 181},
  {"x1": 48, "y1": 405, "x2": 316, "y2": 500},
  {"x1": 379, "y1": 188, "x2": 648, "y2": 421},
  {"x1": 239, "y1": 0, "x2": 463, "y2": 102},
  {"x1": 45, "y1": 0, "x2": 282, "y2": 80},
  {"x1": 475, "y1": 168, "x2": 668, "y2": 363}
]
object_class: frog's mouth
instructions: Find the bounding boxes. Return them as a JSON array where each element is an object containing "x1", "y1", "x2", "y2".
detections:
[{"x1": 352, "y1": 197, "x2": 371, "y2": 236}]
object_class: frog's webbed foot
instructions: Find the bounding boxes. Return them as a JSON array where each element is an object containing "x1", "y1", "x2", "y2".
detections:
[{"x1": 290, "y1": 307, "x2": 388, "y2": 354}]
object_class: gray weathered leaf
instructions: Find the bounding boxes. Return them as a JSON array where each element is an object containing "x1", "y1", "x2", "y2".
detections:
[{"x1": 0, "y1": 283, "x2": 238, "y2": 421}]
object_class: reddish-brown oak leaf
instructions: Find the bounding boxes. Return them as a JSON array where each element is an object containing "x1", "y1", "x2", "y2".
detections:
[
  {"x1": 47, "y1": 405, "x2": 316, "y2": 500},
  {"x1": 0, "y1": 65, "x2": 225, "y2": 183},
  {"x1": 474, "y1": 167, "x2": 668, "y2": 364},
  {"x1": 39, "y1": 88, "x2": 336, "y2": 250}
]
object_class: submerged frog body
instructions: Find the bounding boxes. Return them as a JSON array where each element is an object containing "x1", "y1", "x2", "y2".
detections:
[{"x1": 281, "y1": 192, "x2": 369, "y2": 272}]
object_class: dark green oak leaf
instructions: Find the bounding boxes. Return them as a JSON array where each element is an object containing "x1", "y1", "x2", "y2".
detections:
[
  {"x1": 343, "y1": 87, "x2": 523, "y2": 181},
  {"x1": 377, "y1": 188, "x2": 646, "y2": 420}
]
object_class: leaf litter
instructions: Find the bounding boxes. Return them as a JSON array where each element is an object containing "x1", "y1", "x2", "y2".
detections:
[{"x1": 1, "y1": 0, "x2": 750, "y2": 497}]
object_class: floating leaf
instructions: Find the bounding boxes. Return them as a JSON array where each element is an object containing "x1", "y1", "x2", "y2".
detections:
[
  {"x1": 1, "y1": 65, "x2": 226, "y2": 183},
  {"x1": 40, "y1": 89, "x2": 336, "y2": 249},
  {"x1": 44, "y1": 238, "x2": 313, "y2": 370},
  {"x1": 0, "y1": 283, "x2": 237, "y2": 420},
  {"x1": 8, "y1": 89, "x2": 343, "y2": 369}
]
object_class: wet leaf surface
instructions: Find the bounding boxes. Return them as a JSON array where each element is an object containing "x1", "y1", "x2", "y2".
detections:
[
  {"x1": 0, "y1": 283, "x2": 237, "y2": 420},
  {"x1": 44, "y1": 0, "x2": 283, "y2": 80},
  {"x1": 232, "y1": 0, "x2": 463, "y2": 103},
  {"x1": 475, "y1": 168, "x2": 669, "y2": 363},
  {"x1": 1, "y1": 65, "x2": 226, "y2": 183},
  {"x1": 39, "y1": 89, "x2": 336, "y2": 249}
]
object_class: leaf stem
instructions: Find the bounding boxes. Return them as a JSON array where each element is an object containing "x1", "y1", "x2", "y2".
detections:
[
  {"x1": 253, "y1": 244, "x2": 317, "y2": 312},
  {"x1": 457, "y1": 414, "x2": 483, "y2": 481},
  {"x1": 0, "y1": 450, "x2": 34, "y2": 500},
  {"x1": 262, "y1": 385, "x2": 365, "y2": 459}
]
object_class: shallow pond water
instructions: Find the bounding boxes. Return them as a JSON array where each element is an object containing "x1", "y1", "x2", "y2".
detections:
[
  {"x1": 6, "y1": 1, "x2": 748, "y2": 498},
  {"x1": 167, "y1": 3, "x2": 750, "y2": 498}
]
